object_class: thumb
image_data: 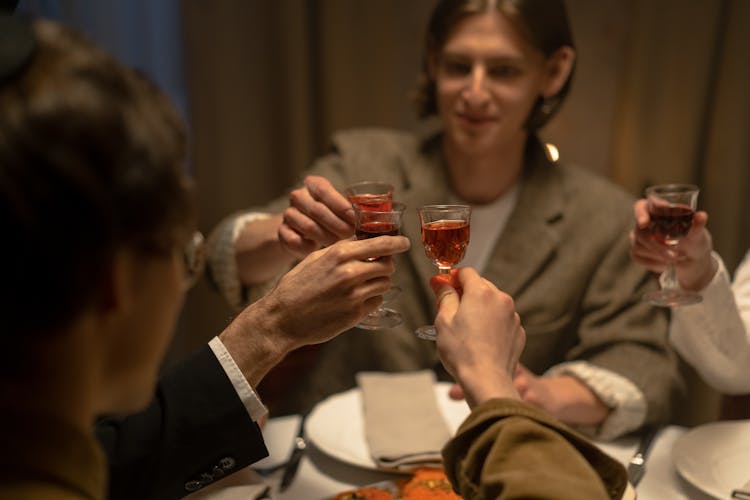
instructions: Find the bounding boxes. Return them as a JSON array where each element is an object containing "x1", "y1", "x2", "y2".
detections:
[{"x1": 432, "y1": 283, "x2": 459, "y2": 313}]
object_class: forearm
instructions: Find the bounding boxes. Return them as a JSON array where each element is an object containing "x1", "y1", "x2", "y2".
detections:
[
  {"x1": 540, "y1": 375, "x2": 611, "y2": 425},
  {"x1": 442, "y1": 399, "x2": 627, "y2": 500},
  {"x1": 217, "y1": 297, "x2": 297, "y2": 388}
]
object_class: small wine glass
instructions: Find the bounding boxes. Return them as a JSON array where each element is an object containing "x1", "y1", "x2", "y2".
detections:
[
  {"x1": 642, "y1": 184, "x2": 702, "y2": 307},
  {"x1": 344, "y1": 181, "x2": 393, "y2": 212},
  {"x1": 353, "y1": 202, "x2": 406, "y2": 330},
  {"x1": 415, "y1": 204, "x2": 471, "y2": 340}
]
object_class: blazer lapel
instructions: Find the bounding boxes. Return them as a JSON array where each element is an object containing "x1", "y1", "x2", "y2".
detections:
[
  {"x1": 483, "y1": 156, "x2": 565, "y2": 298},
  {"x1": 399, "y1": 142, "x2": 452, "y2": 290}
]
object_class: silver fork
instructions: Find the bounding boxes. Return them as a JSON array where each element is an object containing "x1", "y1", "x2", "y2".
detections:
[{"x1": 626, "y1": 426, "x2": 659, "y2": 487}]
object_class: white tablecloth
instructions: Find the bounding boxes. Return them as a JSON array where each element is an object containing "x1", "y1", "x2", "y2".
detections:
[{"x1": 187, "y1": 415, "x2": 717, "y2": 500}]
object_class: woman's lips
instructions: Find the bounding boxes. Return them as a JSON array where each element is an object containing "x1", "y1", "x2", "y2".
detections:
[{"x1": 456, "y1": 112, "x2": 496, "y2": 127}]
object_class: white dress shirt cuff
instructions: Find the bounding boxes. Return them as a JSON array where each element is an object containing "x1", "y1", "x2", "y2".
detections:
[
  {"x1": 208, "y1": 336, "x2": 268, "y2": 422},
  {"x1": 546, "y1": 361, "x2": 647, "y2": 441}
]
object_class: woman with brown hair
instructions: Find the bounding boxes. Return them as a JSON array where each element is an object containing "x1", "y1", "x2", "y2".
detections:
[{"x1": 208, "y1": 0, "x2": 682, "y2": 440}]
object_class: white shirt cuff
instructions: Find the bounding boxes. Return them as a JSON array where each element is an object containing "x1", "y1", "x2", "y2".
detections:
[
  {"x1": 546, "y1": 361, "x2": 647, "y2": 441},
  {"x1": 208, "y1": 336, "x2": 268, "y2": 422}
]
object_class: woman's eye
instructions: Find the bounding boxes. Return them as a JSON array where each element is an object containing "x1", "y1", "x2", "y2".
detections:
[
  {"x1": 441, "y1": 61, "x2": 471, "y2": 76},
  {"x1": 488, "y1": 65, "x2": 520, "y2": 78}
]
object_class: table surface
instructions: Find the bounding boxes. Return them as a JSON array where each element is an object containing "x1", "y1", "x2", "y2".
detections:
[{"x1": 186, "y1": 415, "x2": 720, "y2": 500}]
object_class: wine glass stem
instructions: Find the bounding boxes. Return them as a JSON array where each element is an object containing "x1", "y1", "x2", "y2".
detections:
[{"x1": 662, "y1": 262, "x2": 679, "y2": 290}]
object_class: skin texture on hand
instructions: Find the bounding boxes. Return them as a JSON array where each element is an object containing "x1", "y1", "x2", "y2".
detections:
[
  {"x1": 512, "y1": 364, "x2": 610, "y2": 426},
  {"x1": 278, "y1": 175, "x2": 356, "y2": 258},
  {"x1": 435, "y1": 269, "x2": 611, "y2": 425},
  {"x1": 630, "y1": 198, "x2": 717, "y2": 291},
  {"x1": 220, "y1": 235, "x2": 410, "y2": 387},
  {"x1": 430, "y1": 267, "x2": 525, "y2": 408}
]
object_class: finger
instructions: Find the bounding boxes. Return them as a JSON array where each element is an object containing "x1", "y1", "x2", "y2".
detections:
[
  {"x1": 282, "y1": 206, "x2": 342, "y2": 246},
  {"x1": 278, "y1": 223, "x2": 319, "y2": 256},
  {"x1": 304, "y1": 176, "x2": 357, "y2": 226},
  {"x1": 687, "y1": 211, "x2": 708, "y2": 237},
  {"x1": 633, "y1": 199, "x2": 650, "y2": 228},
  {"x1": 290, "y1": 184, "x2": 353, "y2": 239},
  {"x1": 433, "y1": 283, "x2": 459, "y2": 312},
  {"x1": 343, "y1": 235, "x2": 410, "y2": 261},
  {"x1": 448, "y1": 384, "x2": 465, "y2": 400}
]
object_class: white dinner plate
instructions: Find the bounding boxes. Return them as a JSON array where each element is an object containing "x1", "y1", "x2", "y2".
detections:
[
  {"x1": 305, "y1": 382, "x2": 470, "y2": 470},
  {"x1": 672, "y1": 419, "x2": 750, "y2": 499}
]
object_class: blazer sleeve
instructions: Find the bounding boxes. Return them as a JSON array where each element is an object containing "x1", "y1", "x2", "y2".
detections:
[
  {"x1": 96, "y1": 345, "x2": 268, "y2": 500},
  {"x1": 442, "y1": 399, "x2": 628, "y2": 500}
]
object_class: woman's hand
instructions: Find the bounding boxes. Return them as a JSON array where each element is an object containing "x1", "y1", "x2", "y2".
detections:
[{"x1": 630, "y1": 199, "x2": 717, "y2": 291}]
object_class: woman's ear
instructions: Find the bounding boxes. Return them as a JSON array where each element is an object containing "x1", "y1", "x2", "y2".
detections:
[
  {"x1": 97, "y1": 250, "x2": 135, "y2": 317},
  {"x1": 541, "y1": 46, "x2": 576, "y2": 98}
]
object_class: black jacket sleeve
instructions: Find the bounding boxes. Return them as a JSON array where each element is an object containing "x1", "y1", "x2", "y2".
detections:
[{"x1": 96, "y1": 345, "x2": 268, "y2": 500}]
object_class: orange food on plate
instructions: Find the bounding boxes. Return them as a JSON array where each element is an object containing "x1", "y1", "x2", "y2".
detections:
[
  {"x1": 401, "y1": 468, "x2": 461, "y2": 500},
  {"x1": 332, "y1": 487, "x2": 396, "y2": 500}
]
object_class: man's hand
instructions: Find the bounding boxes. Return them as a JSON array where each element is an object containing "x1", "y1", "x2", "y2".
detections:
[
  {"x1": 630, "y1": 199, "x2": 716, "y2": 291},
  {"x1": 431, "y1": 267, "x2": 525, "y2": 408},
  {"x1": 278, "y1": 175, "x2": 356, "y2": 258},
  {"x1": 513, "y1": 364, "x2": 610, "y2": 426},
  {"x1": 221, "y1": 235, "x2": 410, "y2": 386}
]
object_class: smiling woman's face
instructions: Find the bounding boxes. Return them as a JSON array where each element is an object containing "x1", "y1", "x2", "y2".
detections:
[{"x1": 432, "y1": 11, "x2": 552, "y2": 157}]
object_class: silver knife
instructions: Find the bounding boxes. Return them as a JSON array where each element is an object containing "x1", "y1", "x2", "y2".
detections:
[
  {"x1": 279, "y1": 415, "x2": 307, "y2": 492},
  {"x1": 626, "y1": 426, "x2": 659, "y2": 487}
]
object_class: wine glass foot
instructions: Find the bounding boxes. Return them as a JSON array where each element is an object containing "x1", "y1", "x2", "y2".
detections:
[
  {"x1": 414, "y1": 325, "x2": 437, "y2": 341},
  {"x1": 355, "y1": 308, "x2": 403, "y2": 331},
  {"x1": 643, "y1": 289, "x2": 702, "y2": 307}
]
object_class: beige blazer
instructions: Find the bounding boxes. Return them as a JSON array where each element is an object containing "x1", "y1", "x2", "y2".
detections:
[{"x1": 210, "y1": 127, "x2": 683, "y2": 429}]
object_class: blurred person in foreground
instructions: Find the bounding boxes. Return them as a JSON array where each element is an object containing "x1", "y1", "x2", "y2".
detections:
[
  {"x1": 631, "y1": 199, "x2": 750, "y2": 393},
  {"x1": 432, "y1": 268, "x2": 628, "y2": 499},
  {"x1": 0, "y1": 16, "x2": 408, "y2": 500},
  {"x1": 207, "y1": 0, "x2": 682, "y2": 439}
]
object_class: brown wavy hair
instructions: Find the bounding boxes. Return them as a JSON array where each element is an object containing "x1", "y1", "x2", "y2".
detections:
[{"x1": 414, "y1": 0, "x2": 576, "y2": 130}]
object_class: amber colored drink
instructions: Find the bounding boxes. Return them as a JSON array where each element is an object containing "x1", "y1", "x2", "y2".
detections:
[
  {"x1": 355, "y1": 221, "x2": 399, "y2": 239},
  {"x1": 348, "y1": 193, "x2": 393, "y2": 212},
  {"x1": 649, "y1": 204, "x2": 694, "y2": 245},
  {"x1": 421, "y1": 220, "x2": 470, "y2": 268}
]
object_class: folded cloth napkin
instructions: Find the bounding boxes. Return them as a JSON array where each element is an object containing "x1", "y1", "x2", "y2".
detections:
[
  {"x1": 732, "y1": 479, "x2": 750, "y2": 499},
  {"x1": 357, "y1": 370, "x2": 451, "y2": 470}
]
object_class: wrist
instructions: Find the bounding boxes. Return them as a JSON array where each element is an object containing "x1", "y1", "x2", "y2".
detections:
[
  {"x1": 680, "y1": 253, "x2": 718, "y2": 291},
  {"x1": 456, "y1": 365, "x2": 518, "y2": 407},
  {"x1": 218, "y1": 299, "x2": 296, "y2": 387}
]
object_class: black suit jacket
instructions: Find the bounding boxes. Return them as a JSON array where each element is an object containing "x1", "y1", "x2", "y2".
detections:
[{"x1": 97, "y1": 345, "x2": 268, "y2": 500}]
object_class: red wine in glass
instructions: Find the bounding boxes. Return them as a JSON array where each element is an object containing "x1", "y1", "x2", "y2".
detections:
[
  {"x1": 421, "y1": 220, "x2": 470, "y2": 269},
  {"x1": 648, "y1": 204, "x2": 694, "y2": 245},
  {"x1": 643, "y1": 184, "x2": 701, "y2": 307},
  {"x1": 353, "y1": 202, "x2": 405, "y2": 330},
  {"x1": 348, "y1": 193, "x2": 393, "y2": 212},
  {"x1": 355, "y1": 221, "x2": 399, "y2": 239},
  {"x1": 345, "y1": 182, "x2": 394, "y2": 212},
  {"x1": 415, "y1": 205, "x2": 471, "y2": 340}
]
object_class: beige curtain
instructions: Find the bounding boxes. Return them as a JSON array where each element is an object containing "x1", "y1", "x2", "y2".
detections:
[{"x1": 174, "y1": 0, "x2": 750, "y2": 418}]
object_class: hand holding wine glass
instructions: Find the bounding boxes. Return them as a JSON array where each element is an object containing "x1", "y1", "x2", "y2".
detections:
[
  {"x1": 640, "y1": 184, "x2": 702, "y2": 306},
  {"x1": 415, "y1": 204, "x2": 471, "y2": 340},
  {"x1": 278, "y1": 175, "x2": 357, "y2": 258},
  {"x1": 352, "y1": 202, "x2": 406, "y2": 330},
  {"x1": 630, "y1": 198, "x2": 717, "y2": 293}
]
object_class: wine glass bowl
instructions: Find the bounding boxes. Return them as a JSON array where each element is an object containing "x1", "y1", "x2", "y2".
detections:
[
  {"x1": 415, "y1": 204, "x2": 471, "y2": 340},
  {"x1": 345, "y1": 181, "x2": 393, "y2": 212},
  {"x1": 353, "y1": 202, "x2": 406, "y2": 330},
  {"x1": 643, "y1": 184, "x2": 702, "y2": 307}
]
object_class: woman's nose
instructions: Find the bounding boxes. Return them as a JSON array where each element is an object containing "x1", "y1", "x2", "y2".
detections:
[{"x1": 461, "y1": 66, "x2": 490, "y2": 106}]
